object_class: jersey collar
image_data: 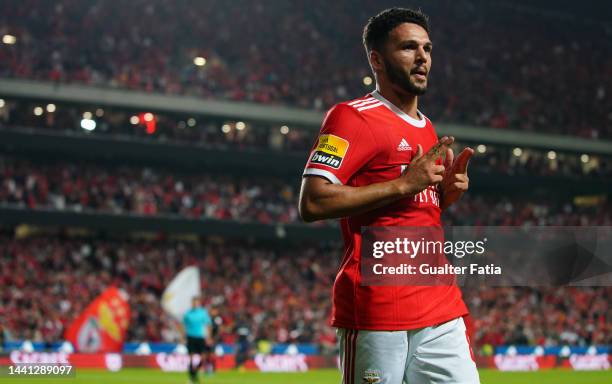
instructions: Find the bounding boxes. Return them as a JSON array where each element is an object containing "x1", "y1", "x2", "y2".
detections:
[{"x1": 371, "y1": 90, "x2": 426, "y2": 128}]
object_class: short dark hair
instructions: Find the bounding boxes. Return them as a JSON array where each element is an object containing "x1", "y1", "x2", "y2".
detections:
[{"x1": 363, "y1": 8, "x2": 430, "y2": 52}]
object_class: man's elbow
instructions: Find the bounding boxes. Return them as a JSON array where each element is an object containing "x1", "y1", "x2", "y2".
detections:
[{"x1": 298, "y1": 197, "x2": 321, "y2": 223}]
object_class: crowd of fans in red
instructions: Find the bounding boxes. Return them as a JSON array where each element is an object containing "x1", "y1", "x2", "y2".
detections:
[
  {"x1": 1, "y1": 155, "x2": 610, "y2": 226},
  {"x1": 1, "y1": 233, "x2": 610, "y2": 353},
  {"x1": 469, "y1": 286, "x2": 610, "y2": 348},
  {"x1": 1, "y1": 0, "x2": 610, "y2": 138},
  {"x1": 0, "y1": 234, "x2": 338, "y2": 348},
  {"x1": 0, "y1": 156, "x2": 299, "y2": 224}
]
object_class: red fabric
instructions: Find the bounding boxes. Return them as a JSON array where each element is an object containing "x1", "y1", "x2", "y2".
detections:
[
  {"x1": 64, "y1": 287, "x2": 131, "y2": 352},
  {"x1": 303, "y1": 94, "x2": 468, "y2": 330}
]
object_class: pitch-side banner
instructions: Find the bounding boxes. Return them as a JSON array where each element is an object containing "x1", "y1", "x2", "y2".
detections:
[
  {"x1": 2, "y1": 352, "x2": 609, "y2": 372},
  {"x1": 161, "y1": 266, "x2": 201, "y2": 320},
  {"x1": 64, "y1": 287, "x2": 130, "y2": 353},
  {"x1": 360, "y1": 226, "x2": 612, "y2": 286}
]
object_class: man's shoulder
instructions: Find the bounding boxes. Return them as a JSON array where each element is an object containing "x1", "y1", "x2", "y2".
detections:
[
  {"x1": 330, "y1": 94, "x2": 387, "y2": 115},
  {"x1": 322, "y1": 94, "x2": 385, "y2": 132}
]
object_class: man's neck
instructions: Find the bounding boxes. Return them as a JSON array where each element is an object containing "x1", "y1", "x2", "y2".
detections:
[{"x1": 376, "y1": 83, "x2": 419, "y2": 119}]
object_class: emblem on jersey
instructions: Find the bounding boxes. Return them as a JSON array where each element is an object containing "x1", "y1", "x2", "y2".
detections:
[
  {"x1": 310, "y1": 134, "x2": 349, "y2": 169},
  {"x1": 362, "y1": 369, "x2": 382, "y2": 383},
  {"x1": 397, "y1": 138, "x2": 412, "y2": 151}
]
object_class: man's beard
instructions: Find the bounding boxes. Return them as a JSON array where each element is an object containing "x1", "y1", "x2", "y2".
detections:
[{"x1": 385, "y1": 59, "x2": 428, "y2": 96}]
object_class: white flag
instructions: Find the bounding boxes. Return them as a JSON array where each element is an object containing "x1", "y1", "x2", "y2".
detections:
[{"x1": 161, "y1": 266, "x2": 201, "y2": 320}]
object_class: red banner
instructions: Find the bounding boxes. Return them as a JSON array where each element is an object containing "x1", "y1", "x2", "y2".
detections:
[{"x1": 64, "y1": 287, "x2": 130, "y2": 353}]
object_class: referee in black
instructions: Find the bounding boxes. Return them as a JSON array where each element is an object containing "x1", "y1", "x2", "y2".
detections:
[{"x1": 182, "y1": 296, "x2": 212, "y2": 383}]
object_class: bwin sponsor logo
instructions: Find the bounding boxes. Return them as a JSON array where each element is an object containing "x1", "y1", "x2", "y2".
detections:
[{"x1": 311, "y1": 151, "x2": 341, "y2": 168}]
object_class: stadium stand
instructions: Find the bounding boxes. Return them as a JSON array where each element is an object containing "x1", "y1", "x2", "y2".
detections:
[
  {"x1": 0, "y1": 155, "x2": 299, "y2": 223},
  {"x1": 1, "y1": 102, "x2": 611, "y2": 179},
  {"x1": 0, "y1": 0, "x2": 610, "y2": 138}
]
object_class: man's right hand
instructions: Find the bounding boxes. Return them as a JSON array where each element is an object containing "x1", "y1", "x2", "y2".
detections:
[{"x1": 395, "y1": 136, "x2": 455, "y2": 196}]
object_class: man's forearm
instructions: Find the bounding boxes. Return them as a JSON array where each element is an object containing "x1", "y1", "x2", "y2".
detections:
[{"x1": 300, "y1": 177, "x2": 416, "y2": 221}]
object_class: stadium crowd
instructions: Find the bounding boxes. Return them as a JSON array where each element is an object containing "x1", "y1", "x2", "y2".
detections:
[
  {"x1": 1, "y1": 0, "x2": 610, "y2": 138},
  {"x1": 468, "y1": 286, "x2": 610, "y2": 348},
  {"x1": 0, "y1": 156, "x2": 299, "y2": 224},
  {"x1": 0, "y1": 234, "x2": 338, "y2": 347},
  {"x1": 442, "y1": 195, "x2": 612, "y2": 226},
  {"x1": 1, "y1": 155, "x2": 610, "y2": 226},
  {"x1": 1, "y1": 233, "x2": 610, "y2": 352}
]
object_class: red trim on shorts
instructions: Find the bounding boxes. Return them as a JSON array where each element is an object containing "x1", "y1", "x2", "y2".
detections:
[
  {"x1": 342, "y1": 329, "x2": 358, "y2": 384},
  {"x1": 350, "y1": 330, "x2": 358, "y2": 384},
  {"x1": 343, "y1": 329, "x2": 352, "y2": 384},
  {"x1": 342, "y1": 330, "x2": 348, "y2": 384}
]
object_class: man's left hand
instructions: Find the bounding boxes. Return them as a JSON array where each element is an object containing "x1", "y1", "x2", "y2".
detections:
[{"x1": 440, "y1": 146, "x2": 474, "y2": 211}]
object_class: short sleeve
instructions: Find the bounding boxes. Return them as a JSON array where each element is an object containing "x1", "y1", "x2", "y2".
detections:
[
  {"x1": 302, "y1": 104, "x2": 379, "y2": 185},
  {"x1": 202, "y1": 310, "x2": 212, "y2": 325}
]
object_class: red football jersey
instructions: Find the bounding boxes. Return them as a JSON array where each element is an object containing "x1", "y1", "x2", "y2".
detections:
[{"x1": 303, "y1": 91, "x2": 468, "y2": 330}]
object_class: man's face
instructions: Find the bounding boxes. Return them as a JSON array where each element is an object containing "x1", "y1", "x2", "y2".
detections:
[
  {"x1": 192, "y1": 298, "x2": 201, "y2": 308},
  {"x1": 378, "y1": 23, "x2": 432, "y2": 95}
]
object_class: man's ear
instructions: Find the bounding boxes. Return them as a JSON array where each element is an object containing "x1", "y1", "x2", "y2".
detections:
[{"x1": 369, "y1": 50, "x2": 385, "y2": 73}]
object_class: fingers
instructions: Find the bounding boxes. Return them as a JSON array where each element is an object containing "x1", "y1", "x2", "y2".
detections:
[
  {"x1": 444, "y1": 147, "x2": 454, "y2": 169},
  {"x1": 454, "y1": 173, "x2": 469, "y2": 183},
  {"x1": 428, "y1": 164, "x2": 445, "y2": 184},
  {"x1": 432, "y1": 164, "x2": 445, "y2": 175},
  {"x1": 413, "y1": 144, "x2": 423, "y2": 160},
  {"x1": 455, "y1": 147, "x2": 474, "y2": 173},
  {"x1": 448, "y1": 174, "x2": 469, "y2": 191},
  {"x1": 425, "y1": 136, "x2": 455, "y2": 161}
]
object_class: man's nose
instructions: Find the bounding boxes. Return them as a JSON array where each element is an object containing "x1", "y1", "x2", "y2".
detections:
[{"x1": 415, "y1": 46, "x2": 427, "y2": 64}]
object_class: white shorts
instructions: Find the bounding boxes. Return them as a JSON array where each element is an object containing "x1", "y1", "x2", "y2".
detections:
[{"x1": 338, "y1": 317, "x2": 479, "y2": 384}]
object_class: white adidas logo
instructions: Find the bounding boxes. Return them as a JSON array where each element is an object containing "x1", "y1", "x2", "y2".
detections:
[{"x1": 397, "y1": 138, "x2": 412, "y2": 151}]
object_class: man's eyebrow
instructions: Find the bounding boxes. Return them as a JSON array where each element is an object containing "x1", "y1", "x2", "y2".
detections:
[{"x1": 398, "y1": 39, "x2": 433, "y2": 47}]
